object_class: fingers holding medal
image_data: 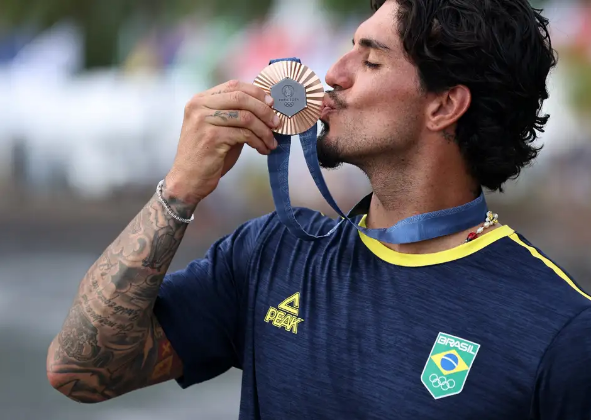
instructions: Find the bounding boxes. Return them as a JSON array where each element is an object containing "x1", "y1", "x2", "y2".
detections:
[
  {"x1": 165, "y1": 79, "x2": 280, "y2": 203},
  {"x1": 203, "y1": 86, "x2": 280, "y2": 153}
]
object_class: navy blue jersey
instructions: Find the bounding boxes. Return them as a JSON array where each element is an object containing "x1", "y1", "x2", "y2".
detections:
[{"x1": 154, "y1": 208, "x2": 591, "y2": 420}]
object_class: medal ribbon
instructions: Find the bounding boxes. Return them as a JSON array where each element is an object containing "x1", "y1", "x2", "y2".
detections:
[{"x1": 267, "y1": 57, "x2": 489, "y2": 243}]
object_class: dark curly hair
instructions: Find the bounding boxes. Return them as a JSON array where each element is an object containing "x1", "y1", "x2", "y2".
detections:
[{"x1": 371, "y1": 0, "x2": 558, "y2": 191}]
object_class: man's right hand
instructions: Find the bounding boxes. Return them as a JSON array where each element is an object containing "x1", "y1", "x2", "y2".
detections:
[{"x1": 164, "y1": 80, "x2": 281, "y2": 204}]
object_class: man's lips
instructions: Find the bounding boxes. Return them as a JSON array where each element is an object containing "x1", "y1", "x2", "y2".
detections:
[
  {"x1": 320, "y1": 96, "x2": 337, "y2": 120},
  {"x1": 320, "y1": 105, "x2": 336, "y2": 120}
]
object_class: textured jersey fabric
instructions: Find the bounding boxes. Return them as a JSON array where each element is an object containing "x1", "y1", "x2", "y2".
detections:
[{"x1": 154, "y1": 208, "x2": 591, "y2": 420}]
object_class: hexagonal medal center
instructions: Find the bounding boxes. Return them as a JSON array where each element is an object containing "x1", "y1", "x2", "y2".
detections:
[{"x1": 270, "y1": 78, "x2": 307, "y2": 117}]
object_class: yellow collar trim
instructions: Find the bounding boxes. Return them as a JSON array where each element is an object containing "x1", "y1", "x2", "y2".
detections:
[{"x1": 358, "y1": 215, "x2": 514, "y2": 267}]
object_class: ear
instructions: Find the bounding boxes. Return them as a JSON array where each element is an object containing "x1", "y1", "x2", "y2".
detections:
[{"x1": 425, "y1": 85, "x2": 471, "y2": 132}]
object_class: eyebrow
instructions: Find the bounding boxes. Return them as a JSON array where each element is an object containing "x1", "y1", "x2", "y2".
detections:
[{"x1": 352, "y1": 37, "x2": 391, "y2": 52}]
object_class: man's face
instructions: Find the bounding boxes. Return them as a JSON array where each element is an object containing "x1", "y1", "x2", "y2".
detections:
[{"x1": 317, "y1": 0, "x2": 427, "y2": 169}]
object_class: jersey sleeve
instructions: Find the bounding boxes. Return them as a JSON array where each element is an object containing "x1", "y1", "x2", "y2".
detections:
[
  {"x1": 153, "y1": 213, "x2": 274, "y2": 388},
  {"x1": 532, "y1": 306, "x2": 591, "y2": 420}
]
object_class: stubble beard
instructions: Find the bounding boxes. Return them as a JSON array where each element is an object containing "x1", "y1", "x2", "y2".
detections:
[{"x1": 317, "y1": 121, "x2": 345, "y2": 170}]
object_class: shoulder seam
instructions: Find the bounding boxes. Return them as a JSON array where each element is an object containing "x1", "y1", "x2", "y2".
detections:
[
  {"x1": 244, "y1": 212, "x2": 283, "y2": 286},
  {"x1": 529, "y1": 306, "x2": 591, "y2": 416},
  {"x1": 508, "y1": 233, "x2": 591, "y2": 301},
  {"x1": 247, "y1": 212, "x2": 279, "y2": 274}
]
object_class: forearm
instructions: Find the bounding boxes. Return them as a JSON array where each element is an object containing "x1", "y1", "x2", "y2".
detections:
[{"x1": 47, "y1": 188, "x2": 195, "y2": 402}]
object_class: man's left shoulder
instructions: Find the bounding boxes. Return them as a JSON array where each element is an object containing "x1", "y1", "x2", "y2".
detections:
[{"x1": 499, "y1": 229, "x2": 591, "y2": 310}]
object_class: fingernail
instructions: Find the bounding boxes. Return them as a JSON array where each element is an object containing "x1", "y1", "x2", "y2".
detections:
[
  {"x1": 273, "y1": 115, "x2": 280, "y2": 126},
  {"x1": 273, "y1": 138, "x2": 278, "y2": 148},
  {"x1": 265, "y1": 95, "x2": 274, "y2": 106}
]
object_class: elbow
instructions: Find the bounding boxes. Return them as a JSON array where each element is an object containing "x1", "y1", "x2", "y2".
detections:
[
  {"x1": 46, "y1": 341, "x2": 111, "y2": 404},
  {"x1": 47, "y1": 371, "x2": 110, "y2": 404}
]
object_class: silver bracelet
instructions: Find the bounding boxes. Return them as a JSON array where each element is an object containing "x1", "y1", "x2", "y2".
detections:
[{"x1": 156, "y1": 180, "x2": 195, "y2": 224}]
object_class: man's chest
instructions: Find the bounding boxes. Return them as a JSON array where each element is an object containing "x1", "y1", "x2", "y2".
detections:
[{"x1": 243, "y1": 263, "x2": 545, "y2": 419}]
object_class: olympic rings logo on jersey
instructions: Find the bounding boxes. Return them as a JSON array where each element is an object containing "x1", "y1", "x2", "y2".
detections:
[{"x1": 429, "y1": 374, "x2": 456, "y2": 391}]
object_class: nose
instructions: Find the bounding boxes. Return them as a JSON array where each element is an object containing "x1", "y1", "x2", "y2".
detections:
[{"x1": 325, "y1": 53, "x2": 353, "y2": 91}]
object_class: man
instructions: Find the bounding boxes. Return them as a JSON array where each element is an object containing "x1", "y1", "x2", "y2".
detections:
[{"x1": 46, "y1": 0, "x2": 591, "y2": 418}]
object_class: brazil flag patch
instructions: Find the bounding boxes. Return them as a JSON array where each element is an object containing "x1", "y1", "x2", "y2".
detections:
[{"x1": 421, "y1": 332, "x2": 480, "y2": 399}]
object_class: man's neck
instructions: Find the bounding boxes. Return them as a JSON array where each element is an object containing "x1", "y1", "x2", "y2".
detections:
[{"x1": 363, "y1": 149, "x2": 482, "y2": 254}]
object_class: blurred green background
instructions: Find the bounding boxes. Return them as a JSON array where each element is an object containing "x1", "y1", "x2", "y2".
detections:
[{"x1": 1, "y1": 0, "x2": 591, "y2": 419}]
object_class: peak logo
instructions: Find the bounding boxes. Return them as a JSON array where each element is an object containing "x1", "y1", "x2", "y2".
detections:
[{"x1": 264, "y1": 292, "x2": 304, "y2": 334}]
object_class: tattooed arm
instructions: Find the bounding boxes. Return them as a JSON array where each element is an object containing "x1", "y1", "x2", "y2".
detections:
[
  {"x1": 46, "y1": 190, "x2": 194, "y2": 403},
  {"x1": 46, "y1": 80, "x2": 278, "y2": 403}
]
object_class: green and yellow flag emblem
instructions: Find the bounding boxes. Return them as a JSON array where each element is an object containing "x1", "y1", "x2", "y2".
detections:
[{"x1": 421, "y1": 332, "x2": 480, "y2": 399}]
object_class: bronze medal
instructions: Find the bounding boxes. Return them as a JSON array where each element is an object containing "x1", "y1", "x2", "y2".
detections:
[{"x1": 254, "y1": 61, "x2": 324, "y2": 135}]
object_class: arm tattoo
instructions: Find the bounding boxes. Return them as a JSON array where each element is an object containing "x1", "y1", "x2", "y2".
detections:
[
  {"x1": 58, "y1": 305, "x2": 101, "y2": 362},
  {"x1": 47, "y1": 186, "x2": 191, "y2": 402},
  {"x1": 211, "y1": 111, "x2": 239, "y2": 122}
]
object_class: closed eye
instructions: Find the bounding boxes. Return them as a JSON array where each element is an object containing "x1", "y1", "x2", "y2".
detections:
[{"x1": 364, "y1": 60, "x2": 381, "y2": 69}]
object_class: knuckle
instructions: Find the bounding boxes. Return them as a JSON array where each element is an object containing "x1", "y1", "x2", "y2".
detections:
[
  {"x1": 240, "y1": 111, "x2": 253, "y2": 125},
  {"x1": 184, "y1": 96, "x2": 200, "y2": 116},
  {"x1": 201, "y1": 127, "x2": 217, "y2": 143},
  {"x1": 226, "y1": 79, "x2": 240, "y2": 90},
  {"x1": 239, "y1": 128, "x2": 252, "y2": 139},
  {"x1": 191, "y1": 111, "x2": 207, "y2": 128},
  {"x1": 184, "y1": 102, "x2": 193, "y2": 117},
  {"x1": 231, "y1": 91, "x2": 245, "y2": 105}
]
